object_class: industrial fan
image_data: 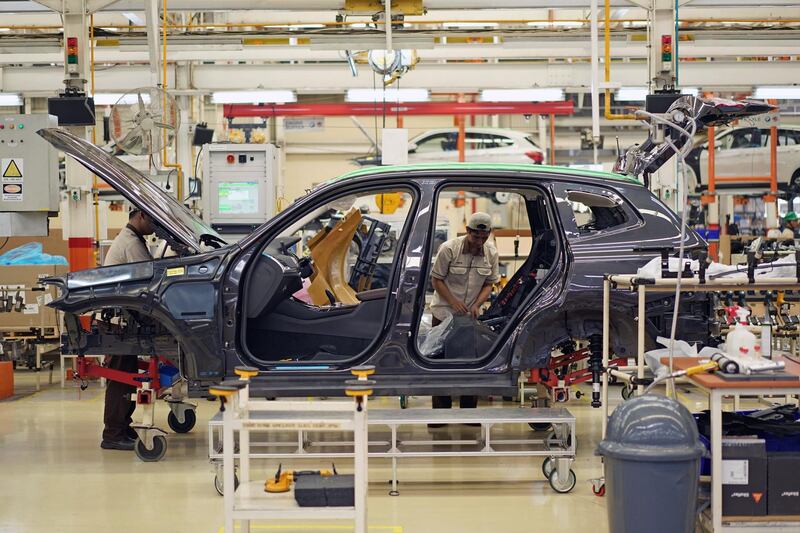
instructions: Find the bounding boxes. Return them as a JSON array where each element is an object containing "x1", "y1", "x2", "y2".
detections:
[{"x1": 109, "y1": 87, "x2": 180, "y2": 155}]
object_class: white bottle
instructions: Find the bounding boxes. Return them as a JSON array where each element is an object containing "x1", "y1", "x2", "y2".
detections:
[{"x1": 726, "y1": 308, "x2": 759, "y2": 360}]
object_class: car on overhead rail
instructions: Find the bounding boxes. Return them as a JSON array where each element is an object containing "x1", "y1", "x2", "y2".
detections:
[
  {"x1": 40, "y1": 127, "x2": 709, "y2": 404},
  {"x1": 354, "y1": 127, "x2": 545, "y2": 166},
  {"x1": 682, "y1": 125, "x2": 800, "y2": 194}
]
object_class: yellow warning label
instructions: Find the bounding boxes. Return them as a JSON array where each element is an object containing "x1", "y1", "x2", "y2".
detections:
[
  {"x1": 2, "y1": 158, "x2": 23, "y2": 181},
  {"x1": 166, "y1": 266, "x2": 185, "y2": 277}
]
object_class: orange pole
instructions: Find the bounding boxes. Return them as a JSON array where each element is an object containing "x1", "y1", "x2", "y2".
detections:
[
  {"x1": 457, "y1": 115, "x2": 466, "y2": 162},
  {"x1": 549, "y1": 113, "x2": 556, "y2": 165},
  {"x1": 707, "y1": 126, "x2": 716, "y2": 199},
  {"x1": 769, "y1": 125, "x2": 778, "y2": 195},
  {"x1": 397, "y1": 114, "x2": 404, "y2": 128}
]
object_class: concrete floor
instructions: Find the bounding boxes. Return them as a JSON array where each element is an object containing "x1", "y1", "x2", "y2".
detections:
[{"x1": 0, "y1": 371, "x2": 707, "y2": 533}]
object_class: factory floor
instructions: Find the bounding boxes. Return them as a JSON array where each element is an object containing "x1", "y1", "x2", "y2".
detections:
[{"x1": 0, "y1": 370, "x2": 713, "y2": 533}]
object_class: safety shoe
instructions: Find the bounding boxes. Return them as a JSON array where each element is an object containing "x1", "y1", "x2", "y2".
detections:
[{"x1": 100, "y1": 438, "x2": 135, "y2": 451}]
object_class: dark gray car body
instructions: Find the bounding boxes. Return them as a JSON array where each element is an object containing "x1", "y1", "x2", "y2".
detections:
[{"x1": 41, "y1": 129, "x2": 707, "y2": 398}]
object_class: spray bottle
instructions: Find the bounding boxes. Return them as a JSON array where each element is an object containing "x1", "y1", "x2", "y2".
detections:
[{"x1": 726, "y1": 307, "x2": 759, "y2": 360}]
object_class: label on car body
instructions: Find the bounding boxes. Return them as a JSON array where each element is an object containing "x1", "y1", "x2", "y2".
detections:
[{"x1": 166, "y1": 266, "x2": 185, "y2": 277}]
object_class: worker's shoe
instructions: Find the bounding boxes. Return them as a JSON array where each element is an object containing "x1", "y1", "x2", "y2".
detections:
[
  {"x1": 125, "y1": 427, "x2": 138, "y2": 440},
  {"x1": 100, "y1": 438, "x2": 136, "y2": 451}
]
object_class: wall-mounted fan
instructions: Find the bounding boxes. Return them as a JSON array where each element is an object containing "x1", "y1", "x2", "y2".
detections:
[{"x1": 110, "y1": 87, "x2": 180, "y2": 155}]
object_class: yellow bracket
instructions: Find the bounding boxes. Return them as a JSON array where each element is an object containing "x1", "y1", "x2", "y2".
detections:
[
  {"x1": 208, "y1": 386, "x2": 237, "y2": 398},
  {"x1": 235, "y1": 367, "x2": 259, "y2": 380},
  {"x1": 344, "y1": 0, "x2": 425, "y2": 16},
  {"x1": 345, "y1": 388, "x2": 374, "y2": 397},
  {"x1": 351, "y1": 366, "x2": 376, "y2": 378}
]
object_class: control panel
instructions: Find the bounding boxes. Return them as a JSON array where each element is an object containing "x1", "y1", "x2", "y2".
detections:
[
  {"x1": 0, "y1": 114, "x2": 60, "y2": 236},
  {"x1": 202, "y1": 143, "x2": 279, "y2": 240}
]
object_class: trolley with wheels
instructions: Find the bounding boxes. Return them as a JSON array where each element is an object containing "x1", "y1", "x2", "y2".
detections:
[{"x1": 71, "y1": 353, "x2": 197, "y2": 461}]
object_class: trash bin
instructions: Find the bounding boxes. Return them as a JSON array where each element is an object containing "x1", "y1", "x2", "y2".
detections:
[{"x1": 597, "y1": 394, "x2": 705, "y2": 533}]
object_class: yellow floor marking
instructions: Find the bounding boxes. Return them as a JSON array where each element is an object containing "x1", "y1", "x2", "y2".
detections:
[{"x1": 217, "y1": 525, "x2": 402, "y2": 532}]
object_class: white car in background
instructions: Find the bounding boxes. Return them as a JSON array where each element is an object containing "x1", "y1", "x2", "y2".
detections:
[
  {"x1": 684, "y1": 125, "x2": 800, "y2": 193},
  {"x1": 354, "y1": 128, "x2": 545, "y2": 166},
  {"x1": 407, "y1": 127, "x2": 545, "y2": 164}
]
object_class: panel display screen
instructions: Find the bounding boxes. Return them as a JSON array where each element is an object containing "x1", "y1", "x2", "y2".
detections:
[{"x1": 217, "y1": 181, "x2": 259, "y2": 215}]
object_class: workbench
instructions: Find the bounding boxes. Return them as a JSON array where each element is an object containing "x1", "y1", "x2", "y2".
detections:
[{"x1": 669, "y1": 356, "x2": 800, "y2": 532}]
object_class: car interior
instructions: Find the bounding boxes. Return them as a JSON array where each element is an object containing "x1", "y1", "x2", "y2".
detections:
[
  {"x1": 417, "y1": 187, "x2": 558, "y2": 362},
  {"x1": 242, "y1": 190, "x2": 413, "y2": 364}
]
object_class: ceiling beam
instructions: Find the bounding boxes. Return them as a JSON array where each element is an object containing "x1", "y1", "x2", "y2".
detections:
[{"x1": 2, "y1": 61, "x2": 797, "y2": 94}]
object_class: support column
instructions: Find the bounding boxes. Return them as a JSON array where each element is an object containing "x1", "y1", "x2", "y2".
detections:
[
  {"x1": 61, "y1": 0, "x2": 96, "y2": 272},
  {"x1": 176, "y1": 62, "x2": 193, "y2": 201}
]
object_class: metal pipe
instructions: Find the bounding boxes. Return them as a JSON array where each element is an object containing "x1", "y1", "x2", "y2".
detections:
[
  {"x1": 161, "y1": 0, "x2": 184, "y2": 201},
  {"x1": 590, "y1": 0, "x2": 600, "y2": 162},
  {"x1": 90, "y1": 15, "x2": 100, "y2": 267},
  {"x1": 604, "y1": 0, "x2": 636, "y2": 120}
]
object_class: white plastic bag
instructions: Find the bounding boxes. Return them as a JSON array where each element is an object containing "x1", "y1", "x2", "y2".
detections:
[{"x1": 419, "y1": 314, "x2": 453, "y2": 357}]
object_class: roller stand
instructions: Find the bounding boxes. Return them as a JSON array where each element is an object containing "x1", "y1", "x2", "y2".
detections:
[{"x1": 131, "y1": 378, "x2": 168, "y2": 462}]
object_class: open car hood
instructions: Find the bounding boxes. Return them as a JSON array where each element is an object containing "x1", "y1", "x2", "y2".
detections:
[{"x1": 38, "y1": 128, "x2": 225, "y2": 254}]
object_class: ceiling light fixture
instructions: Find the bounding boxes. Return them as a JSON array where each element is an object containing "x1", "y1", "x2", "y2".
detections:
[
  {"x1": 211, "y1": 90, "x2": 297, "y2": 104},
  {"x1": 346, "y1": 88, "x2": 430, "y2": 103},
  {"x1": 753, "y1": 86, "x2": 800, "y2": 100},
  {"x1": 480, "y1": 88, "x2": 565, "y2": 102},
  {"x1": 0, "y1": 93, "x2": 22, "y2": 106}
]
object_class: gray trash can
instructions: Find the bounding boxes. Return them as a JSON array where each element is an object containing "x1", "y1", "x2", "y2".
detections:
[{"x1": 597, "y1": 394, "x2": 705, "y2": 533}]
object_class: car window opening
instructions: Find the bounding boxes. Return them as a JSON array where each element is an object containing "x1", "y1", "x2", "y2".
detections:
[
  {"x1": 566, "y1": 191, "x2": 628, "y2": 233},
  {"x1": 243, "y1": 189, "x2": 414, "y2": 365},
  {"x1": 416, "y1": 186, "x2": 557, "y2": 363}
]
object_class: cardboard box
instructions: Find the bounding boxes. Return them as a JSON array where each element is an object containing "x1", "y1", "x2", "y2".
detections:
[
  {"x1": 722, "y1": 438, "x2": 767, "y2": 516},
  {"x1": 0, "y1": 265, "x2": 68, "y2": 330},
  {"x1": 768, "y1": 453, "x2": 800, "y2": 516}
]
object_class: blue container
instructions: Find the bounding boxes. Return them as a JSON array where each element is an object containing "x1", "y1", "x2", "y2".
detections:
[
  {"x1": 696, "y1": 227, "x2": 720, "y2": 241},
  {"x1": 159, "y1": 364, "x2": 179, "y2": 388},
  {"x1": 696, "y1": 410, "x2": 800, "y2": 475}
]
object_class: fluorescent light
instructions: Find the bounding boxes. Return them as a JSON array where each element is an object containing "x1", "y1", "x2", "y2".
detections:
[
  {"x1": 442, "y1": 22, "x2": 499, "y2": 29},
  {"x1": 681, "y1": 87, "x2": 699, "y2": 97},
  {"x1": 615, "y1": 86, "x2": 648, "y2": 101},
  {"x1": 0, "y1": 93, "x2": 22, "y2": 106},
  {"x1": 527, "y1": 21, "x2": 584, "y2": 27},
  {"x1": 122, "y1": 12, "x2": 144, "y2": 26},
  {"x1": 753, "y1": 86, "x2": 800, "y2": 100},
  {"x1": 93, "y1": 93, "x2": 152, "y2": 106},
  {"x1": 288, "y1": 24, "x2": 325, "y2": 30},
  {"x1": 211, "y1": 90, "x2": 297, "y2": 104},
  {"x1": 480, "y1": 88, "x2": 565, "y2": 102},
  {"x1": 346, "y1": 88, "x2": 430, "y2": 103}
]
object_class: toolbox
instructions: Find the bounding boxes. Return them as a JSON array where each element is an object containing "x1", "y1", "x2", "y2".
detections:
[
  {"x1": 767, "y1": 453, "x2": 800, "y2": 516},
  {"x1": 722, "y1": 438, "x2": 767, "y2": 517},
  {"x1": 294, "y1": 474, "x2": 355, "y2": 507}
]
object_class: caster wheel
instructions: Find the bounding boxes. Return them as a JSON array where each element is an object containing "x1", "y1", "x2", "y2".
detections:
[
  {"x1": 167, "y1": 409, "x2": 197, "y2": 433},
  {"x1": 548, "y1": 468, "x2": 577, "y2": 493},
  {"x1": 399, "y1": 395, "x2": 408, "y2": 409},
  {"x1": 545, "y1": 432, "x2": 572, "y2": 450},
  {"x1": 593, "y1": 483, "x2": 606, "y2": 497},
  {"x1": 529, "y1": 422, "x2": 552, "y2": 432},
  {"x1": 621, "y1": 384, "x2": 634, "y2": 400},
  {"x1": 134, "y1": 435, "x2": 167, "y2": 462},
  {"x1": 214, "y1": 472, "x2": 240, "y2": 496},
  {"x1": 541, "y1": 457, "x2": 555, "y2": 479}
]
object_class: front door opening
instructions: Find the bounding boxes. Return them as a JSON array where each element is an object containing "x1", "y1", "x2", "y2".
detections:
[{"x1": 243, "y1": 188, "x2": 414, "y2": 364}]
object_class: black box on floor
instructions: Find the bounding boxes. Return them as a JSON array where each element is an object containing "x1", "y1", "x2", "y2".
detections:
[
  {"x1": 294, "y1": 474, "x2": 354, "y2": 507},
  {"x1": 722, "y1": 438, "x2": 767, "y2": 516},
  {"x1": 768, "y1": 453, "x2": 800, "y2": 515}
]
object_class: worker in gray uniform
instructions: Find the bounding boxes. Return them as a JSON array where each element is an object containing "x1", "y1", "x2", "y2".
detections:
[
  {"x1": 429, "y1": 212, "x2": 500, "y2": 414},
  {"x1": 100, "y1": 208, "x2": 154, "y2": 450}
]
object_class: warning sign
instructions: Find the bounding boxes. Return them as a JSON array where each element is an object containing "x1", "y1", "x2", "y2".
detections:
[
  {"x1": 1, "y1": 158, "x2": 23, "y2": 183},
  {"x1": 2, "y1": 182, "x2": 23, "y2": 201}
]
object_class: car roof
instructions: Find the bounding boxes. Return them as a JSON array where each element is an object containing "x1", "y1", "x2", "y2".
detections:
[
  {"x1": 321, "y1": 162, "x2": 642, "y2": 188},
  {"x1": 410, "y1": 127, "x2": 530, "y2": 138}
]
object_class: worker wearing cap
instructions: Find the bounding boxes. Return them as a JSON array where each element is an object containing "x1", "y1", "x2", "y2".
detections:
[
  {"x1": 783, "y1": 211, "x2": 800, "y2": 237},
  {"x1": 429, "y1": 212, "x2": 500, "y2": 411},
  {"x1": 100, "y1": 208, "x2": 154, "y2": 451}
]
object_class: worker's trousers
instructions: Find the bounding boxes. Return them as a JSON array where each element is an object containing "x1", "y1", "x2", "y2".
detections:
[{"x1": 102, "y1": 355, "x2": 139, "y2": 442}]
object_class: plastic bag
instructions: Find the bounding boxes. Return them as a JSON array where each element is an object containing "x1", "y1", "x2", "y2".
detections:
[
  {"x1": 419, "y1": 314, "x2": 453, "y2": 357},
  {"x1": 0, "y1": 242, "x2": 68, "y2": 265}
]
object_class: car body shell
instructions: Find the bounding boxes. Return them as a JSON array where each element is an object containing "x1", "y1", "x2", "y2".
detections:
[{"x1": 40, "y1": 129, "x2": 707, "y2": 398}]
